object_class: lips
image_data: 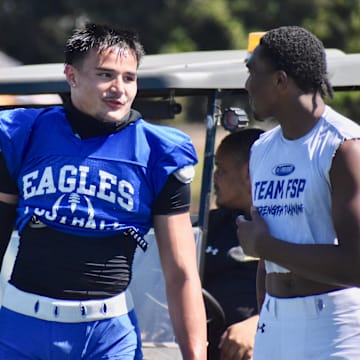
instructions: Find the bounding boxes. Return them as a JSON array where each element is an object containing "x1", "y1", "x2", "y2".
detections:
[{"x1": 104, "y1": 98, "x2": 125, "y2": 110}]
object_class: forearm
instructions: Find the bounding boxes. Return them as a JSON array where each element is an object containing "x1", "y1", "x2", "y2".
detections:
[
  {"x1": 166, "y1": 276, "x2": 207, "y2": 360},
  {"x1": 256, "y1": 259, "x2": 266, "y2": 310},
  {"x1": 154, "y1": 213, "x2": 207, "y2": 359},
  {"x1": 263, "y1": 139, "x2": 360, "y2": 288},
  {"x1": 0, "y1": 200, "x2": 18, "y2": 271},
  {"x1": 258, "y1": 235, "x2": 360, "y2": 287}
]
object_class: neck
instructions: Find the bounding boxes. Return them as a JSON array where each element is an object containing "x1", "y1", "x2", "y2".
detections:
[
  {"x1": 64, "y1": 99, "x2": 140, "y2": 139},
  {"x1": 277, "y1": 93, "x2": 325, "y2": 140}
]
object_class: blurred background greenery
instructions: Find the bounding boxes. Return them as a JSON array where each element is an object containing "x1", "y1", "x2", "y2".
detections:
[
  {"x1": 2, "y1": 0, "x2": 360, "y2": 62},
  {"x1": 1, "y1": 0, "x2": 359, "y2": 120},
  {"x1": 1, "y1": 0, "x2": 359, "y2": 213}
]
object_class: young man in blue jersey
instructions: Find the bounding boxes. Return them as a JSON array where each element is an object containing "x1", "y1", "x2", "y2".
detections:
[
  {"x1": 237, "y1": 26, "x2": 360, "y2": 359},
  {"x1": 0, "y1": 23, "x2": 207, "y2": 359}
]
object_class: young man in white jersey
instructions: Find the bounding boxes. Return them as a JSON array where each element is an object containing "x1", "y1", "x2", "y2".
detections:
[{"x1": 237, "y1": 26, "x2": 360, "y2": 359}]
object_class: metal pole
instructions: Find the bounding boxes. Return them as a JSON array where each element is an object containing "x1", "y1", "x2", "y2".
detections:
[{"x1": 197, "y1": 89, "x2": 222, "y2": 280}]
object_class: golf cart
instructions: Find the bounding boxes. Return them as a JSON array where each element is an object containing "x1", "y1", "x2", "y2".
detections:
[{"x1": 0, "y1": 44, "x2": 360, "y2": 359}]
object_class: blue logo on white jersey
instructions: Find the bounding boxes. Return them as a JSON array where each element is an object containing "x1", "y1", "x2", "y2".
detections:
[
  {"x1": 253, "y1": 163, "x2": 306, "y2": 218},
  {"x1": 272, "y1": 164, "x2": 295, "y2": 176}
]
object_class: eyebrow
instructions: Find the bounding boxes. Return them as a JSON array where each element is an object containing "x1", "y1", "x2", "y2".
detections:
[
  {"x1": 95, "y1": 66, "x2": 113, "y2": 72},
  {"x1": 96, "y1": 65, "x2": 126, "y2": 71},
  {"x1": 94, "y1": 66, "x2": 137, "y2": 76}
]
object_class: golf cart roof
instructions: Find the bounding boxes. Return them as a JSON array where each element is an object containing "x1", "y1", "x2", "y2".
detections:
[{"x1": 0, "y1": 48, "x2": 359, "y2": 99}]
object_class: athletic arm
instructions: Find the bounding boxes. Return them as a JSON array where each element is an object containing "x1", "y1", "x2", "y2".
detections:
[
  {"x1": 0, "y1": 152, "x2": 18, "y2": 270},
  {"x1": 237, "y1": 139, "x2": 360, "y2": 287},
  {"x1": 153, "y1": 212, "x2": 207, "y2": 360},
  {"x1": 256, "y1": 259, "x2": 266, "y2": 310},
  {"x1": 0, "y1": 194, "x2": 18, "y2": 270}
]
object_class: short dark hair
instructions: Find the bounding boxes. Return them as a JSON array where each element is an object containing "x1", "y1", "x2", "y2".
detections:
[
  {"x1": 65, "y1": 23, "x2": 145, "y2": 68},
  {"x1": 217, "y1": 128, "x2": 264, "y2": 163},
  {"x1": 259, "y1": 26, "x2": 333, "y2": 99}
]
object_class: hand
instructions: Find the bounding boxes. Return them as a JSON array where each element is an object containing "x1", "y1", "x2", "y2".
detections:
[
  {"x1": 218, "y1": 316, "x2": 258, "y2": 360},
  {"x1": 236, "y1": 207, "x2": 269, "y2": 258}
]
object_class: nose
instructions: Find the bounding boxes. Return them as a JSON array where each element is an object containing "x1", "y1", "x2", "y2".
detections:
[
  {"x1": 109, "y1": 77, "x2": 125, "y2": 94},
  {"x1": 245, "y1": 75, "x2": 250, "y2": 92},
  {"x1": 213, "y1": 169, "x2": 218, "y2": 181}
]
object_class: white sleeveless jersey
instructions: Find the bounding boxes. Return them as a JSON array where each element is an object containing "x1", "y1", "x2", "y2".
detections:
[{"x1": 250, "y1": 106, "x2": 360, "y2": 273}]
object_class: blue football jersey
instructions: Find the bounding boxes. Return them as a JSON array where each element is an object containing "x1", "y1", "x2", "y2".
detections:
[{"x1": 0, "y1": 107, "x2": 198, "y2": 237}]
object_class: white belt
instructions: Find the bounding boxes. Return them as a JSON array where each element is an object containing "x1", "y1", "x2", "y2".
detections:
[{"x1": 2, "y1": 283, "x2": 134, "y2": 323}]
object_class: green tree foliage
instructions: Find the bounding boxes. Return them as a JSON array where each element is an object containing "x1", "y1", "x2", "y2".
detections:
[
  {"x1": 0, "y1": 0, "x2": 359, "y2": 121},
  {"x1": 304, "y1": 0, "x2": 360, "y2": 52},
  {"x1": 1, "y1": 0, "x2": 359, "y2": 61},
  {"x1": 0, "y1": 0, "x2": 73, "y2": 63}
]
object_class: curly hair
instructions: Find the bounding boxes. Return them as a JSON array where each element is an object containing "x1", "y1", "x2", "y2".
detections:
[
  {"x1": 259, "y1": 26, "x2": 333, "y2": 99},
  {"x1": 65, "y1": 23, "x2": 145, "y2": 68}
]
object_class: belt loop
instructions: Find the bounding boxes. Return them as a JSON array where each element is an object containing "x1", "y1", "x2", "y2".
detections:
[
  {"x1": 271, "y1": 296, "x2": 278, "y2": 318},
  {"x1": 273, "y1": 297, "x2": 277, "y2": 318},
  {"x1": 264, "y1": 295, "x2": 276, "y2": 318},
  {"x1": 80, "y1": 304, "x2": 87, "y2": 316},
  {"x1": 102, "y1": 303, "x2": 108, "y2": 315},
  {"x1": 314, "y1": 296, "x2": 325, "y2": 316},
  {"x1": 265, "y1": 298, "x2": 270, "y2": 312},
  {"x1": 34, "y1": 300, "x2": 40, "y2": 313}
]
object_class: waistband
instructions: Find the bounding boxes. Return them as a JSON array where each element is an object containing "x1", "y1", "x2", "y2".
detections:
[
  {"x1": 2, "y1": 283, "x2": 134, "y2": 323},
  {"x1": 262, "y1": 287, "x2": 360, "y2": 319}
]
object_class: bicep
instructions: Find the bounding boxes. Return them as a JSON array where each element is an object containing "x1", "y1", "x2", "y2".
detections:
[
  {"x1": 0, "y1": 151, "x2": 18, "y2": 203},
  {"x1": 330, "y1": 139, "x2": 360, "y2": 254}
]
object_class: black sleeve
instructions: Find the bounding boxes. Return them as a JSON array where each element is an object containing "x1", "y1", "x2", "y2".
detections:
[
  {"x1": 152, "y1": 174, "x2": 191, "y2": 215},
  {"x1": 0, "y1": 152, "x2": 18, "y2": 194}
]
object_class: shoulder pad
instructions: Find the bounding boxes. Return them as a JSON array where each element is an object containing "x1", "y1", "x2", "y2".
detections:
[{"x1": 173, "y1": 165, "x2": 195, "y2": 184}]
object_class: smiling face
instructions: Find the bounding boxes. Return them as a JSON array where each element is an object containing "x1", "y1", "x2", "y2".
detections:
[{"x1": 64, "y1": 47, "x2": 138, "y2": 123}]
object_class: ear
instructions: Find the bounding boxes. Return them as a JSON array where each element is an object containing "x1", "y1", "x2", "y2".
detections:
[
  {"x1": 64, "y1": 64, "x2": 77, "y2": 88},
  {"x1": 240, "y1": 161, "x2": 249, "y2": 178},
  {"x1": 240, "y1": 161, "x2": 251, "y2": 193},
  {"x1": 273, "y1": 70, "x2": 289, "y2": 90}
]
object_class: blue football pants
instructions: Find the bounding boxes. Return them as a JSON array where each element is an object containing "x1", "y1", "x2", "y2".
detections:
[{"x1": 0, "y1": 307, "x2": 143, "y2": 359}]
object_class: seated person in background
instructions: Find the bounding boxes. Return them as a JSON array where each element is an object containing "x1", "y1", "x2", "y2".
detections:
[{"x1": 203, "y1": 128, "x2": 264, "y2": 360}]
